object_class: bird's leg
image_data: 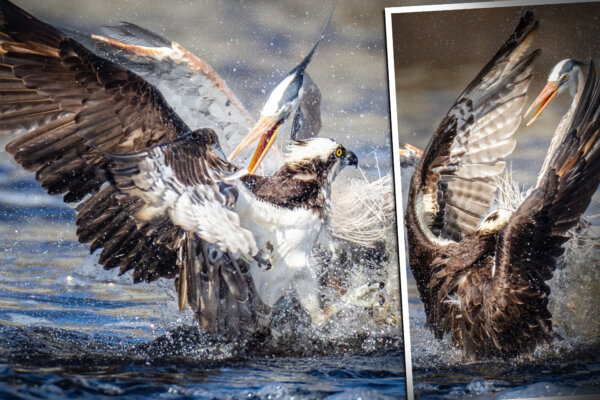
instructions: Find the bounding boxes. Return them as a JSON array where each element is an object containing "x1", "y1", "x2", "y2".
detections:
[{"x1": 291, "y1": 267, "x2": 333, "y2": 327}]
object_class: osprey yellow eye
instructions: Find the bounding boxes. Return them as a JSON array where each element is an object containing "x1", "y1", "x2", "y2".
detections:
[{"x1": 336, "y1": 148, "x2": 343, "y2": 157}]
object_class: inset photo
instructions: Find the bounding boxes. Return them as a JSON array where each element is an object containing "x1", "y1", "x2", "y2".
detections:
[{"x1": 387, "y1": 1, "x2": 600, "y2": 398}]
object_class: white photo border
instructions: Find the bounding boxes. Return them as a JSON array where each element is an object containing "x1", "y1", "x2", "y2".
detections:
[{"x1": 384, "y1": 1, "x2": 597, "y2": 399}]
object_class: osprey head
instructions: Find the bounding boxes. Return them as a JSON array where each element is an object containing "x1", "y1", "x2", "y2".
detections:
[
  {"x1": 478, "y1": 209, "x2": 512, "y2": 235},
  {"x1": 284, "y1": 138, "x2": 358, "y2": 182}
]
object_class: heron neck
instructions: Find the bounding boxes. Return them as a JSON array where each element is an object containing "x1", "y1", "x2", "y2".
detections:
[{"x1": 536, "y1": 69, "x2": 585, "y2": 187}]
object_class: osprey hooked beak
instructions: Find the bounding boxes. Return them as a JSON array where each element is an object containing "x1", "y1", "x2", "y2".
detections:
[
  {"x1": 343, "y1": 150, "x2": 359, "y2": 168},
  {"x1": 525, "y1": 80, "x2": 562, "y2": 126}
]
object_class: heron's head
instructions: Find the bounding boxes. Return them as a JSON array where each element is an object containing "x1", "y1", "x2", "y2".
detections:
[
  {"x1": 525, "y1": 59, "x2": 584, "y2": 125},
  {"x1": 228, "y1": 68, "x2": 304, "y2": 174}
]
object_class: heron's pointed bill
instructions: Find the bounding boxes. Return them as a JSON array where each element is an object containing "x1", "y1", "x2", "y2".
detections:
[
  {"x1": 525, "y1": 80, "x2": 561, "y2": 126},
  {"x1": 227, "y1": 115, "x2": 282, "y2": 174},
  {"x1": 228, "y1": 115, "x2": 279, "y2": 161},
  {"x1": 248, "y1": 123, "x2": 281, "y2": 175}
]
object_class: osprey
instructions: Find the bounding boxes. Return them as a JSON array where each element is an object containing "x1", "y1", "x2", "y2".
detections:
[
  {"x1": 0, "y1": 0, "x2": 359, "y2": 335},
  {"x1": 405, "y1": 12, "x2": 600, "y2": 360}
]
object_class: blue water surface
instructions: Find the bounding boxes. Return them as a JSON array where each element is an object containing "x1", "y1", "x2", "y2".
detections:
[{"x1": 0, "y1": 325, "x2": 406, "y2": 399}]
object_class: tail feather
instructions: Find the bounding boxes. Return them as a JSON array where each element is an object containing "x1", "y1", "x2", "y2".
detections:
[{"x1": 177, "y1": 234, "x2": 270, "y2": 337}]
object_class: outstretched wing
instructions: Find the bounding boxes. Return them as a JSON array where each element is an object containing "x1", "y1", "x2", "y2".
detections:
[
  {"x1": 409, "y1": 12, "x2": 539, "y2": 243},
  {"x1": 493, "y1": 61, "x2": 600, "y2": 311},
  {"x1": 89, "y1": 22, "x2": 253, "y2": 158},
  {"x1": 89, "y1": 22, "x2": 326, "y2": 168},
  {"x1": 0, "y1": 0, "x2": 189, "y2": 280}
]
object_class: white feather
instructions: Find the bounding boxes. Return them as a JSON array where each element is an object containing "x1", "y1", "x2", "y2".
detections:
[
  {"x1": 262, "y1": 73, "x2": 299, "y2": 117},
  {"x1": 235, "y1": 182, "x2": 324, "y2": 316},
  {"x1": 284, "y1": 138, "x2": 339, "y2": 165},
  {"x1": 548, "y1": 59, "x2": 571, "y2": 81}
]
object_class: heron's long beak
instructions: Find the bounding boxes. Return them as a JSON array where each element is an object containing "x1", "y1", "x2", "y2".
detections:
[
  {"x1": 248, "y1": 121, "x2": 282, "y2": 175},
  {"x1": 228, "y1": 116, "x2": 279, "y2": 159},
  {"x1": 525, "y1": 80, "x2": 561, "y2": 126},
  {"x1": 227, "y1": 115, "x2": 283, "y2": 174}
]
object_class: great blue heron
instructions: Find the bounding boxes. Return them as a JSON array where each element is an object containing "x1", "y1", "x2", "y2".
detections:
[{"x1": 227, "y1": 2, "x2": 335, "y2": 174}]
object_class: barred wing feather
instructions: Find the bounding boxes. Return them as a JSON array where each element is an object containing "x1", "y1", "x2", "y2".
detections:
[
  {"x1": 90, "y1": 22, "x2": 253, "y2": 158},
  {"x1": 412, "y1": 12, "x2": 540, "y2": 243}
]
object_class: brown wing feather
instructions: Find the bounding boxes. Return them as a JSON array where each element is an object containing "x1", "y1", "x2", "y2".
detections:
[
  {"x1": 106, "y1": 132, "x2": 258, "y2": 259},
  {"x1": 0, "y1": 2, "x2": 188, "y2": 194},
  {"x1": 178, "y1": 234, "x2": 269, "y2": 337},
  {"x1": 416, "y1": 62, "x2": 600, "y2": 357},
  {"x1": 405, "y1": 12, "x2": 541, "y2": 344},
  {"x1": 426, "y1": 233, "x2": 496, "y2": 340},
  {"x1": 408, "y1": 12, "x2": 540, "y2": 243},
  {"x1": 86, "y1": 22, "x2": 254, "y2": 159},
  {"x1": 0, "y1": 1, "x2": 188, "y2": 283}
]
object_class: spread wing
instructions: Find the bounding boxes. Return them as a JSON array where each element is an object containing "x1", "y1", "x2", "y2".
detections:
[
  {"x1": 0, "y1": 0, "x2": 189, "y2": 283},
  {"x1": 493, "y1": 61, "x2": 600, "y2": 302},
  {"x1": 409, "y1": 12, "x2": 540, "y2": 243},
  {"x1": 0, "y1": 0, "x2": 189, "y2": 279},
  {"x1": 88, "y1": 22, "x2": 253, "y2": 158},
  {"x1": 0, "y1": 2, "x2": 188, "y2": 201}
]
